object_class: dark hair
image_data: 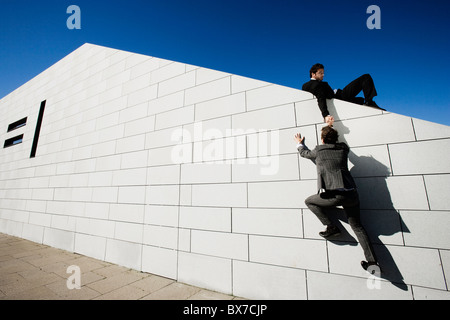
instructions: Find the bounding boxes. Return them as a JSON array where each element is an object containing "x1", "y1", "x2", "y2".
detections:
[
  {"x1": 309, "y1": 63, "x2": 324, "y2": 77},
  {"x1": 321, "y1": 126, "x2": 339, "y2": 144}
]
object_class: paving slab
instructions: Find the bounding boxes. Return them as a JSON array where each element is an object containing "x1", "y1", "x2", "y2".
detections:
[{"x1": 0, "y1": 233, "x2": 242, "y2": 300}]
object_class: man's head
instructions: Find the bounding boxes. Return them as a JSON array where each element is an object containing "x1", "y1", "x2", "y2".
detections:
[
  {"x1": 309, "y1": 63, "x2": 325, "y2": 81},
  {"x1": 321, "y1": 126, "x2": 339, "y2": 144}
]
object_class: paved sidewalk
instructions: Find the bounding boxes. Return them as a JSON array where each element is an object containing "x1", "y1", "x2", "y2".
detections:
[{"x1": 0, "y1": 233, "x2": 241, "y2": 300}]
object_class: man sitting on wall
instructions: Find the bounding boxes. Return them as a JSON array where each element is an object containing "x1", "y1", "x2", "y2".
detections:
[{"x1": 302, "y1": 63, "x2": 385, "y2": 126}]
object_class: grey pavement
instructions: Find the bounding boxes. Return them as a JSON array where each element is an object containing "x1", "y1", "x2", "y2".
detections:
[{"x1": 0, "y1": 233, "x2": 243, "y2": 300}]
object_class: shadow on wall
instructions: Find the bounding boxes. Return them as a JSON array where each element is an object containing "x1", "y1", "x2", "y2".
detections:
[{"x1": 327, "y1": 119, "x2": 410, "y2": 291}]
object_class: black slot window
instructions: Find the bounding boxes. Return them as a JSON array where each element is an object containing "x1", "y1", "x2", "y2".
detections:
[
  {"x1": 4, "y1": 135, "x2": 24, "y2": 148},
  {"x1": 7, "y1": 117, "x2": 27, "y2": 132}
]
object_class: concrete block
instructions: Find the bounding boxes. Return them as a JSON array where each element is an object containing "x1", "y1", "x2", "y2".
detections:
[
  {"x1": 158, "y1": 70, "x2": 196, "y2": 97},
  {"x1": 179, "y1": 185, "x2": 192, "y2": 206},
  {"x1": 85, "y1": 202, "x2": 110, "y2": 219},
  {"x1": 51, "y1": 215, "x2": 77, "y2": 232},
  {"x1": 232, "y1": 103, "x2": 296, "y2": 132},
  {"x1": 196, "y1": 68, "x2": 230, "y2": 85},
  {"x1": 249, "y1": 235, "x2": 328, "y2": 272},
  {"x1": 181, "y1": 162, "x2": 231, "y2": 184},
  {"x1": 115, "y1": 134, "x2": 146, "y2": 154},
  {"x1": 193, "y1": 135, "x2": 246, "y2": 162},
  {"x1": 127, "y1": 84, "x2": 158, "y2": 107},
  {"x1": 145, "y1": 126, "x2": 183, "y2": 149},
  {"x1": 233, "y1": 260, "x2": 307, "y2": 300},
  {"x1": 379, "y1": 245, "x2": 446, "y2": 290},
  {"x1": 147, "y1": 164, "x2": 180, "y2": 185},
  {"x1": 21, "y1": 223, "x2": 44, "y2": 244},
  {"x1": 118, "y1": 186, "x2": 146, "y2": 204},
  {"x1": 277, "y1": 125, "x2": 319, "y2": 156},
  {"x1": 246, "y1": 84, "x2": 311, "y2": 111},
  {"x1": 148, "y1": 91, "x2": 184, "y2": 116},
  {"x1": 142, "y1": 245, "x2": 177, "y2": 279},
  {"x1": 348, "y1": 145, "x2": 392, "y2": 178},
  {"x1": 185, "y1": 77, "x2": 231, "y2": 105},
  {"x1": 332, "y1": 113, "x2": 416, "y2": 147},
  {"x1": 115, "y1": 221, "x2": 143, "y2": 243},
  {"x1": 231, "y1": 75, "x2": 271, "y2": 94},
  {"x1": 129, "y1": 57, "x2": 159, "y2": 79},
  {"x1": 424, "y1": 174, "x2": 450, "y2": 210},
  {"x1": 74, "y1": 233, "x2": 106, "y2": 261},
  {"x1": 120, "y1": 150, "x2": 149, "y2": 170},
  {"x1": 148, "y1": 144, "x2": 192, "y2": 166},
  {"x1": 413, "y1": 118, "x2": 450, "y2": 141},
  {"x1": 155, "y1": 105, "x2": 194, "y2": 130},
  {"x1": 400, "y1": 211, "x2": 450, "y2": 249},
  {"x1": 150, "y1": 61, "x2": 186, "y2": 85},
  {"x1": 119, "y1": 102, "x2": 148, "y2": 123},
  {"x1": 183, "y1": 117, "x2": 232, "y2": 143},
  {"x1": 76, "y1": 217, "x2": 115, "y2": 238},
  {"x1": 88, "y1": 171, "x2": 113, "y2": 187},
  {"x1": 109, "y1": 203, "x2": 145, "y2": 223},
  {"x1": 143, "y1": 225, "x2": 178, "y2": 249},
  {"x1": 177, "y1": 251, "x2": 232, "y2": 294},
  {"x1": 295, "y1": 99, "x2": 324, "y2": 126},
  {"x1": 191, "y1": 183, "x2": 247, "y2": 207},
  {"x1": 95, "y1": 155, "x2": 121, "y2": 171},
  {"x1": 389, "y1": 139, "x2": 450, "y2": 175},
  {"x1": 413, "y1": 287, "x2": 450, "y2": 300},
  {"x1": 306, "y1": 270, "x2": 412, "y2": 300},
  {"x1": 232, "y1": 208, "x2": 302, "y2": 237},
  {"x1": 105, "y1": 238, "x2": 142, "y2": 270},
  {"x1": 179, "y1": 206, "x2": 231, "y2": 232},
  {"x1": 232, "y1": 154, "x2": 299, "y2": 182},
  {"x1": 146, "y1": 185, "x2": 179, "y2": 205},
  {"x1": 355, "y1": 176, "x2": 429, "y2": 210},
  {"x1": 112, "y1": 168, "x2": 147, "y2": 186},
  {"x1": 123, "y1": 115, "x2": 155, "y2": 137},
  {"x1": 43, "y1": 227, "x2": 74, "y2": 252},
  {"x1": 248, "y1": 180, "x2": 316, "y2": 208},
  {"x1": 122, "y1": 73, "x2": 151, "y2": 95},
  {"x1": 195, "y1": 92, "x2": 246, "y2": 121},
  {"x1": 440, "y1": 250, "x2": 450, "y2": 291},
  {"x1": 328, "y1": 98, "x2": 383, "y2": 121},
  {"x1": 178, "y1": 228, "x2": 191, "y2": 252},
  {"x1": 191, "y1": 230, "x2": 248, "y2": 260},
  {"x1": 144, "y1": 205, "x2": 179, "y2": 227}
]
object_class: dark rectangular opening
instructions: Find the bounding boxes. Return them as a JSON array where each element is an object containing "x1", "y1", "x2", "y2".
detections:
[
  {"x1": 7, "y1": 117, "x2": 27, "y2": 132},
  {"x1": 30, "y1": 100, "x2": 47, "y2": 158},
  {"x1": 4, "y1": 135, "x2": 24, "y2": 148}
]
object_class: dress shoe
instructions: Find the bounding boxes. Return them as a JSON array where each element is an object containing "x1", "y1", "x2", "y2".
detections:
[
  {"x1": 361, "y1": 261, "x2": 381, "y2": 274},
  {"x1": 319, "y1": 225, "x2": 341, "y2": 238},
  {"x1": 364, "y1": 100, "x2": 386, "y2": 111}
]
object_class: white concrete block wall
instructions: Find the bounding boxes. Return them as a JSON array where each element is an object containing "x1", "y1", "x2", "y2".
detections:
[{"x1": 1, "y1": 43, "x2": 450, "y2": 300}]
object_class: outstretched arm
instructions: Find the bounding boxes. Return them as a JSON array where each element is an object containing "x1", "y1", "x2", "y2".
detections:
[{"x1": 294, "y1": 133, "x2": 317, "y2": 161}]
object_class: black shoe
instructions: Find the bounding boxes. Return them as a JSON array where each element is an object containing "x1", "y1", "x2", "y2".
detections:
[
  {"x1": 364, "y1": 100, "x2": 386, "y2": 111},
  {"x1": 319, "y1": 225, "x2": 341, "y2": 238},
  {"x1": 361, "y1": 261, "x2": 381, "y2": 274}
]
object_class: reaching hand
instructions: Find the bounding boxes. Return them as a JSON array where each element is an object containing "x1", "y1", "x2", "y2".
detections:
[
  {"x1": 325, "y1": 115, "x2": 334, "y2": 127},
  {"x1": 294, "y1": 133, "x2": 305, "y2": 144}
]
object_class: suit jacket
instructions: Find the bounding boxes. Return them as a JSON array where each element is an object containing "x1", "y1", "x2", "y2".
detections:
[
  {"x1": 302, "y1": 80, "x2": 335, "y2": 118},
  {"x1": 298, "y1": 142, "x2": 357, "y2": 192}
]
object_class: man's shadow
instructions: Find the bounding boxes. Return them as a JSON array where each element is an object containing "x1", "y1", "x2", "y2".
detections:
[{"x1": 324, "y1": 120, "x2": 409, "y2": 291}]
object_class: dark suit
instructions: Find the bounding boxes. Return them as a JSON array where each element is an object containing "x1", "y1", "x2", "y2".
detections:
[
  {"x1": 298, "y1": 142, "x2": 377, "y2": 263},
  {"x1": 302, "y1": 74, "x2": 378, "y2": 118},
  {"x1": 302, "y1": 80, "x2": 335, "y2": 118}
]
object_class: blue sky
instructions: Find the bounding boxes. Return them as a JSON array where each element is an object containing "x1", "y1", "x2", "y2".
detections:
[{"x1": 1, "y1": 0, "x2": 449, "y2": 125}]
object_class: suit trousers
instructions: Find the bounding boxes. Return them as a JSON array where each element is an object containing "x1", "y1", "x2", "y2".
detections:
[
  {"x1": 305, "y1": 190, "x2": 377, "y2": 263},
  {"x1": 335, "y1": 74, "x2": 377, "y2": 104}
]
